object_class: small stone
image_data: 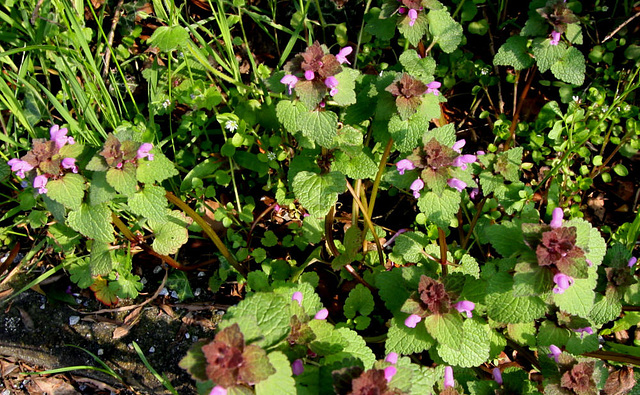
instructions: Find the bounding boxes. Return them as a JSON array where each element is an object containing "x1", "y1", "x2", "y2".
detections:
[
  {"x1": 185, "y1": 332, "x2": 191, "y2": 339},
  {"x1": 159, "y1": 288, "x2": 169, "y2": 296},
  {"x1": 197, "y1": 271, "x2": 205, "y2": 277},
  {"x1": 171, "y1": 291, "x2": 179, "y2": 299},
  {"x1": 192, "y1": 336, "x2": 199, "y2": 342},
  {"x1": 149, "y1": 346, "x2": 155, "y2": 353},
  {"x1": 69, "y1": 316, "x2": 80, "y2": 326},
  {"x1": 39, "y1": 304, "x2": 45, "y2": 310},
  {"x1": 194, "y1": 288, "x2": 202, "y2": 297},
  {"x1": 153, "y1": 265, "x2": 163, "y2": 274},
  {"x1": 97, "y1": 349, "x2": 104, "y2": 356},
  {"x1": 141, "y1": 277, "x2": 147, "y2": 285}
]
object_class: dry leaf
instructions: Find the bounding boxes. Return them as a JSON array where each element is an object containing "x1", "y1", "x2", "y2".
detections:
[
  {"x1": 113, "y1": 306, "x2": 143, "y2": 339},
  {"x1": 33, "y1": 376, "x2": 77, "y2": 395},
  {"x1": 18, "y1": 308, "x2": 34, "y2": 331}
]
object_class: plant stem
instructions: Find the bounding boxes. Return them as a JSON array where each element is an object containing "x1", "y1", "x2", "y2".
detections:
[
  {"x1": 367, "y1": 138, "x2": 394, "y2": 218},
  {"x1": 346, "y1": 180, "x2": 385, "y2": 266},
  {"x1": 438, "y1": 227, "x2": 448, "y2": 276}
]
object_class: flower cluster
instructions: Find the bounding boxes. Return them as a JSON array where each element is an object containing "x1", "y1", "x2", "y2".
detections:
[
  {"x1": 98, "y1": 134, "x2": 155, "y2": 170},
  {"x1": 404, "y1": 276, "x2": 475, "y2": 328},
  {"x1": 385, "y1": 73, "x2": 440, "y2": 120},
  {"x1": 396, "y1": 138, "x2": 477, "y2": 198},
  {"x1": 7, "y1": 125, "x2": 79, "y2": 195},
  {"x1": 537, "y1": 0, "x2": 578, "y2": 46}
]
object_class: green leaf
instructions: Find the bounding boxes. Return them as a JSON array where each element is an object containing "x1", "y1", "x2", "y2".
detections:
[
  {"x1": 364, "y1": 7, "x2": 396, "y2": 41},
  {"x1": 487, "y1": 292, "x2": 547, "y2": 323},
  {"x1": 46, "y1": 173, "x2": 86, "y2": 211},
  {"x1": 417, "y1": 190, "x2": 461, "y2": 229},
  {"x1": 106, "y1": 163, "x2": 138, "y2": 196},
  {"x1": 310, "y1": 320, "x2": 376, "y2": 369},
  {"x1": 424, "y1": 312, "x2": 464, "y2": 348},
  {"x1": 513, "y1": 261, "x2": 552, "y2": 296},
  {"x1": 494, "y1": 36, "x2": 534, "y2": 70},
  {"x1": 537, "y1": 320, "x2": 571, "y2": 347},
  {"x1": 567, "y1": 218, "x2": 607, "y2": 266},
  {"x1": 332, "y1": 68, "x2": 359, "y2": 106},
  {"x1": 90, "y1": 277, "x2": 119, "y2": 306},
  {"x1": 294, "y1": 80, "x2": 326, "y2": 110},
  {"x1": 389, "y1": 231, "x2": 431, "y2": 265},
  {"x1": 167, "y1": 271, "x2": 194, "y2": 301},
  {"x1": 484, "y1": 221, "x2": 526, "y2": 258},
  {"x1": 417, "y1": 92, "x2": 442, "y2": 120},
  {"x1": 109, "y1": 272, "x2": 143, "y2": 299},
  {"x1": 436, "y1": 319, "x2": 490, "y2": 367},
  {"x1": 589, "y1": 293, "x2": 622, "y2": 325},
  {"x1": 532, "y1": 39, "x2": 566, "y2": 73},
  {"x1": 90, "y1": 241, "x2": 113, "y2": 276},
  {"x1": 376, "y1": 266, "x2": 426, "y2": 313},
  {"x1": 89, "y1": 171, "x2": 116, "y2": 206},
  {"x1": 389, "y1": 115, "x2": 421, "y2": 152},
  {"x1": 343, "y1": 284, "x2": 374, "y2": 319},
  {"x1": 68, "y1": 258, "x2": 94, "y2": 288},
  {"x1": 565, "y1": 24, "x2": 583, "y2": 45},
  {"x1": 550, "y1": 46, "x2": 585, "y2": 85},
  {"x1": 147, "y1": 25, "x2": 190, "y2": 52},
  {"x1": 136, "y1": 151, "x2": 178, "y2": 184},
  {"x1": 298, "y1": 110, "x2": 338, "y2": 148},
  {"x1": 180, "y1": 158, "x2": 221, "y2": 192},
  {"x1": 302, "y1": 215, "x2": 324, "y2": 244},
  {"x1": 222, "y1": 292, "x2": 290, "y2": 348},
  {"x1": 553, "y1": 268, "x2": 596, "y2": 317},
  {"x1": 67, "y1": 203, "x2": 115, "y2": 243},
  {"x1": 507, "y1": 322, "x2": 537, "y2": 347},
  {"x1": 398, "y1": 13, "x2": 428, "y2": 47},
  {"x1": 128, "y1": 185, "x2": 169, "y2": 223},
  {"x1": 495, "y1": 147, "x2": 523, "y2": 183},
  {"x1": 254, "y1": 351, "x2": 296, "y2": 395},
  {"x1": 149, "y1": 210, "x2": 190, "y2": 255},
  {"x1": 399, "y1": 51, "x2": 436, "y2": 82},
  {"x1": 331, "y1": 148, "x2": 378, "y2": 180},
  {"x1": 565, "y1": 333, "x2": 599, "y2": 355},
  {"x1": 428, "y1": 9, "x2": 463, "y2": 53},
  {"x1": 292, "y1": 171, "x2": 346, "y2": 217},
  {"x1": 276, "y1": 100, "x2": 305, "y2": 134},
  {"x1": 385, "y1": 317, "x2": 435, "y2": 355},
  {"x1": 179, "y1": 342, "x2": 208, "y2": 382}
]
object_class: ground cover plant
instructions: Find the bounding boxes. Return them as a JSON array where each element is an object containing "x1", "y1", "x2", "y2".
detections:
[{"x1": 1, "y1": 0, "x2": 640, "y2": 393}]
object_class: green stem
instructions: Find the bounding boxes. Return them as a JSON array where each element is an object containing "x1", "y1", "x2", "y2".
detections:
[
  {"x1": 367, "y1": 138, "x2": 394, "y2": 218},
  {"x1": 353, "y1": 0, "x2": 374, "y2": 69},
  {"x1": 346, "y1": 180, "x2": 385, "y2": 266}
]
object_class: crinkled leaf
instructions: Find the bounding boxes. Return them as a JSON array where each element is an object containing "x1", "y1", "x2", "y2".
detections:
[
  {"x1": 136, "y1": 150, "x2": 178, "y2": 184},
  {"x1": 46, "y1": 173, "x2": 86, "y2": 211},
  {"x1": 418, "y1": 92, "x2": 442, "y2": 120},
  {"x1": 254, "y1": 351, "x2": 295, "y2": 395},
  {"x1": 566, "y1": 218, "x2": 607, "y2": 267},
  {"x1": 89, "y1": 171, "x2": 116, "y2": 206},
  {"x1": 106, "y1": 162, "x2": 138, "y2": 196},
  {"x1": 149, "y1": 210, "x2": 190, "y2": 255},
  {"x1": 565, "y1": 24, "x2": 583, "y2": 44},
  {"x1": 67, "y1": 203, "x2": 115, "y2": 242},
  {"x1": 553, "y1": 268, "x2": 596, "y2": 317},
  {"x1": 389, "y1": 115, "x2": 421, "y2": 152},
  {"x1": 331, "y1": 148, "x2": 378, "y2": 180},
  {"x1": 484, "y1": 221, "x2": 526, "y2": 258},
  {"x1": 566, "y1": 333, "x2": 599, "y2": 355},
  {"x1": 550, "y1": 46, "x2": 585, "y2": 85},
  {"x1": 147, "y1": 25, "x2": 190, "y2": 52},
  {"x1": 436, "y1": 319, "x2": 490, "y2": 367},
  {"x1": 344, "y1": 284, "x2": 375, "y2": 319},
  {"x1": 240, "y1": 344, "x2": 276, "y2": 385},
  {"x1": 376, "y1": 265, "x2": 427, "y2": 313},
  {"x1": 179, "y1": 341, "x2": 208, "y2": 382},
  {"x1": 90, "y1": 241, "x2": 113, "y2": 276},
  {"x1": 507, "y1": 322, "x2": 537, "y2": 347},
  {"x1": 589, "y1": 292, "x2": 622, "y2": 325},
  {"x1": 537, "y1": 320, "x2": 571, "y2": 347},
  {"x1": 513, "y1": 261, "x2": 552, "y2": 296},
  {"x1": 276, "y1": 100, "x2": 305, "y2": 134},
  {"x1": 385, "y1": 317, "x2": 435, "y2": 355},
  {"x1": 298, "y1": 110, "x2": 338, "y2": 148},
  {"x1": 487, "y1": 292, "x2": 547, "y2": 323},
  {"x1": 428, "y1": 9, "x2": 463, "y2": 53},
  {"x1": 532, "y1": 38, "x2": 567, "y2": 73},
  {"x1": 494, "y1": 35, "x2": 534, "y2": 70},
  {"x1": 450, "y1": 254, "x2": 480, "y2": 278},
  {"x1": 292, "y1": 171, "x2": 346, "y2": 217},
  {"x1": 398, "y1": 13, "x2": 428, "y2": 47},
  {"x1": 389, "y1": 231, "x2": 430, "y2": 265},
  {"x1": 417, "y1": 190, "x2": 461, "y2": 229},
  {"x1": 332, "y1": 68, "x2": 359, "y2": 106},
  {"x1": 310, "y1": 320, "x2": 376, "y2": 369},
  {"x1": 399, "y1": 51, "x2": 436, "y2": 82},
  {"x1": 128, "y1": 185, "x2": 169, "y2": 223},
  {"x1": 424, "y1": 312, "x2": 464, "y2": 348},
  {"x1": 495, "y1": 147, "x2": 523, "y2": 183}
]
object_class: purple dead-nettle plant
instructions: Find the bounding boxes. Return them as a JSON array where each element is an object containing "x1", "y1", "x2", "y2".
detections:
[
  {"x1": 395, "y1": 0, "x2": 423, "y2": 28},
  {"x1": 385, "y1": 73, "x2": 428, "y2": 120},
  {"x1": 404, "y1": 276, "x2": 456, "y2": 328}
]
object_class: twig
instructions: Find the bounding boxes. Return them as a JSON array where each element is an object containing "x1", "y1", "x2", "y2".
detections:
[
  {"x1": 504, "y1": 67, "x2": 537, "y2": 149},
  {"x1": 345, "y1": 180, "x2": 385, "y2": 266},
  {"x1": 603, "y1": 11, "x2": 640, "y2": 43},
  {"x1": 102, "y1": 0, "x2": 125, "y2": 78}
]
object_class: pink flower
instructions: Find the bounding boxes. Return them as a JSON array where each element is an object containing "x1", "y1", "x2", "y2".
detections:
[
  {"x1": 548, "y1": 344, "x2": 561, "y2": 363},
  {"x1": 292, "y1": 291, "x2": 303, "y2": 306},
  {"x1": 137, "y1": 143, "x2": 154, "y2": 160},
  {"x1": 396, "y1": 159, "x2": 415, "y2": 175},
  {"x1": 553, "y1": 273, "x2": 574, "y2": 294},
  {"x1": 324, "y1": 76, "x2": 339, "y2": 96},
  {"x1": 452, "y1": 139, "x2": 466, "y2": 153},
  {"x1": 452, "y1": 154, "x2": 477, "y2": 170},
  {"x1": 292, "y1": 359, "x2": 304, "y2": 376},
  {"x1": 384, "y1": 366, "x2": 397, "y2": 382},
  {"x1": 210, "y1": 386, "x2": 227, "y2": 395},
  {"x1": 550, "y1": 30, "x2": 561, "y2": 45},
  {"x1": 385, "y1": 352, "x2": 399, "y2": 364},
  {"x1": 61, "y1": 157, "x2": 78, "y2": 173},
  {"x1": 404, "y1": 314, "x2": 422, "y2": 328},
  {"x1": 408, "y1": 9, "x2": 418, "y2": 27},
  {"x1": 469, "y1": 188, "x2": 479, "y2": 200},
  {"x1": 280, "y1": 74, "x2": 299, "y2": 94},
  {"x1": 314, "y1": 308, "x2": 328, "y2": 320},
  {"x1": 410, "y1": 178, "x2": 424, "y2": 199},
  {"x1": 574, "y1": 327, "x2": 593, "y2": 339},
  {"x1": 382, "y1": 229, "x2": 408, "y2": 248},
  {"x1": 550, "y1": 207, "x2": 563, "y2": 229},
  {"x1": 7, "y1": 158, "x2": 34, "y2": 178},
  {"x1": 305, "y1": 70, "x2": 315, "y2": 81},
  {"x1": 629, "y1": 257, "x2": 637, "y2": 268},
  {"x1": 336, "y1": 46, "x2": 353, "y2": 65},
  {"x1": 33, "y1": 175, "x2": 48, "y2": 194},
  {"x1": 426, "y1": 81, "x2": 441, "y2": 96},
  {"x1": 398, "y1": 6, "x2": 406, "y2": 14},
  {"x1": 453, "y1": 300, "x2": 475, "y2": 318},
  {"x1": 444, "y1": 366, "x2": 454, "y2": 388},
  {"x1": 50, "y1": 125, "x2": 74, "y2": 149},
  {"x1": 492, "y1": 367, "x2": 503, "y2": 385},
  {"x1": 447, "y1": 178, "x2": 467, "y2": 192}
]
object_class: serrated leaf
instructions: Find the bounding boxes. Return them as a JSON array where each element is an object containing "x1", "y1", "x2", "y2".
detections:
[
  {"x1": 167, "y1": 271, "x2": 194, "y2": 301},
  {"x1": 109, "y1": 272, "x2": 143, "y2": 299},
  {"x1": 436, "y1": 319, "x2": 490, "y2": 367},
  {"x1": 389, "y1": 231, "x2": 430, "y2": 265},
  {"x1": 532, "y1": 39, "x2": 566, "y2": 73},
  {"x1": 136, "y1": 151, "x2": 178, "y2": 184},
  {"x1": 298, "y1": 110, "x2": 338, "y2": 148},
  {"x1": 399, "y1": 51, "x2": 436, "y2": 82},
  {"x1": 46, "y1": 173, "x2": 86, "y2": 211},
  {"x1": 589, "y1": 293, "x2": 622, "y2": 325},
  {"x1": 376, "y1": 266, "x2": 427, "y2": 313},
  {"x1": 537, "y1": 320, "x2": 571, "y2": 347},
  {"x1": 106, "y1": 163, "x2": 138, "y2": 196},
  {"x1": 344, "y1": 284, "x2": 374, "y2": 319},
  {"x1": 428, "y1": 9, "x2": 463, "y2": 53},
  {"x1": 149, "y1": 210, "x2": 190, "y2": 255},
  {"x1": 565, "y1": 23, "x2": 583, "y2": 45},
  {"x1": 513, "y1": 261, "x2": 552, "y2": 296},
  {"x1": 398, "y1": 13, "x2": 428, "y2": 47},
  {"x1": 494, "y1": 36, "x2": 534, "y2": 70},
  {"x1": 389, "y1": 115, "x2": 420, "y2": 152},
  {"x1": 276, "y1": 100, "x2": 305, "y2": 134},
  {"x1": 385, "y1": 317, "x2": 435, "y2": 354},
  {"x1": 332, "y1": 68, "x2": 359, "y2": 106},
  {"x1": 417, "y1": 190, "x2": 461, "y2": 229},
  {"x1": 90, "y1": 241, "x2": 113, "y2": 276},
  {"x1": 310, "y1": 320, "x2": 376, "y2": 369},
  {"x1": 331, "y1": 148, "x2": 378, "y2": 180},
  {"x1": 364, "y1": 7, "x2": 396, "y2": 41},
  {"x1": 292, "y1": 171, "x2": 346, "y2": 217},
  {"x1": 294, "y1": 80, "x2": 326, "y2": 110},
  {"x1": 86, "y1": 155, "x2": 108, "y2": 171},
  {"x1": 424, "y1": 312, "x2": 464, "y2": 348},
  {"x1": 417, "y1": 92, "x2": 442, "y2": 120},
  {"x1": 68, "y1": 258, "x2": 94, "y2": 288},
  {"x1": 487, "y1": 292, "x2": 547, "y2": 323},
  {"x1": 222, "y1": 292, "x2": 290, "y2": 348},
  {"x1": 147, "y1": 25, "x2": 190, "y2": 52},
  {"x1": 89, "y1": 171, "x2": 116, "y2": 205},
  {"x1": 507, "y1": 322, "x2": 537, "y2": 347},
  {"x1": 90, "y1": 277, "x2": 119, "y2": 306},
  {"x1": 565, "y1": 333, "x2": 599, "y2": 355},
  {"x1": 550, "y1": 46, "x2": 585, "y2": 85},
  {"x1": 495, "y1": 147, "x2": 523, "y2": 183},
  {"x1": 272, "y1": 282, "x2": 324, "y2": 317},
  {"x1": 484, "y1": 221, "x2": 527, "y2": 258},
  {"x1": 553, "y1": 268, "x2": 596, "y2": 317},
  {"x1": 128, "y1": 185, "x2": 168, "y2": 223},
  {"x1": 254, "y1": 351, "x2": 296, "y2": 395},
  {"x1": 67, "y1": 203, "x2": 115, "y2": 242},
  {"x1": 179, "y1": 341, "x2": 208, "y2": 382}
]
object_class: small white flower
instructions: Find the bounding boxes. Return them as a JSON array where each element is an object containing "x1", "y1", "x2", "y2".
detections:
[
  {"x1": 162, "y1": 99, "x2": 170, "y2": 109},
  {"x1": 267, "y1": 152, "x2": 277, "y2": 160},
  {"x1": 572, "y1": 95, "x2": 580, "y2": 103},
  {"x1": 225, "y1": 120, "x2": 238, "y2": 132}
]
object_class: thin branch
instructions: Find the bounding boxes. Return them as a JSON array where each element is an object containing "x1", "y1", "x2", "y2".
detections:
[{"x1": 102, "y1": 0, "x2": 125, "y2": 78}]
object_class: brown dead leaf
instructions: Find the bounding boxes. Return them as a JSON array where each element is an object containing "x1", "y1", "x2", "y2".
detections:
[
  {"x1": 33, "y1": 376, "x2": 77, "y2": 395},
  {"x1": 158, "y1": 303, "x2": 175, "y2": 317},
  {"x1": 18, "y1": 307, "x2": 34, "y2": 331},
  {"x1": 604, "y1": 366, "x2": 636, "y2": 395},
  {"x1": 113, "y1": 306, "x2": 143, "y2": 339},
  {"x1": 588, "y1": 193, "x2": 606, "y2": 221}
]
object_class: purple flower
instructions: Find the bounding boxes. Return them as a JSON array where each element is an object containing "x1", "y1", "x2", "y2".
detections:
[
  {"x1": 336, "y1": 46, "x2": 353, "y2": 65},
  {"x1": 304, "y1": 70, "x2": 315, "y2": 80},
  {"x1": 453, "y1": 300, "x2": 475, "y2": 318},
  {"x1": 292, "y1": 359, "x2": 304, "y2": 376},
  {"x1": 33, "y1": 175, "x2": 48, "y2": 194},
  {"x1": 447, "y1": 178, "x2": 467, "y2": 192},
  {"x1": 398, "y1": 6, "x2": 406, "y2": 14},
  {"x1": 586, "y1": 259, "x2": 593, "y2": 267},
  {"x1": 7, "y1": 158, "x2": 34, "y2": 178},
  {"x1": 314, "y1": 308, "x2": 328, "y2": 320},
  {"x1": 61, "y1": 157, "x2": 78, "y2": 173},
  {"x1": 553, "y1": 273, "x2": 574, "y2": 294},
  {"x1": 492, "y1": 368, "x2": 503, "y2": 385},
  {"x1": 550, "y1": 207, "x2": 563, "y2": 229},
  {"x1": 426, "y1": 81, "x2": 441, "y2": 96},
  {"x1": 137, "y1": 143, "x2": 154, "y2": 161},
  {"x1": 385, "y1": 352, "x2": 399, "y2": 364},
  {"x1": 444, "y1": 366, "x2": 454, "y2": 388},
  {"x1": 469, "y1": 188, "x2": 479, "y2": 200},
  {"x1": 384, "y1": 366, "x2": 397, "y2": 382},
  {"x1": 408, "y1": 9, "x2": 418, "y2": 27},
  {"x1": 396, "y1": 159, "x2": 415, "y2": 175},
  {"x1": 550, "y1": 30, "x2": 561, "y2": 45},
  {"x1": 50, "y1": 125, "x2": 74, "y2": 149},
  {"x1": 452, "y1": 154, "x2": 477, "y2": 170},
  {"x1": 452, "y1": 139, "x2": 465, "y2": 153},
  {"x1": 476, "y1": 150, "x2": 485, "y2": 155},
  {"x1": 574, "y1": 327, "x2": 594, "y2": 339},
  {"x1": 404, "y1": 314, "x2": 422, "y2": 328},
  {"x1": 280, "y1": 74, "x2": 299, "y2": 94},
  {"x1": 292, "y1": 291, "x2": 303, "y2": 306},
  {"x1": 548, "y1": 344, "x2": 561, "y2": 363},
  {"x1": 410, "y1": 178, "x2": 424, "y2": 199},
  {"x1": 383, "y1": 229, "x2": 408, "y2": 248},
  {"x1": 324, "y1": 76, "x2": 339, "y2": 96},
  {"x1": 629, "y1": 257, "x2": 637, "y2": 268},
  {"x1": 210, "y1": 386, "x2": 227, "y2": 395}
]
